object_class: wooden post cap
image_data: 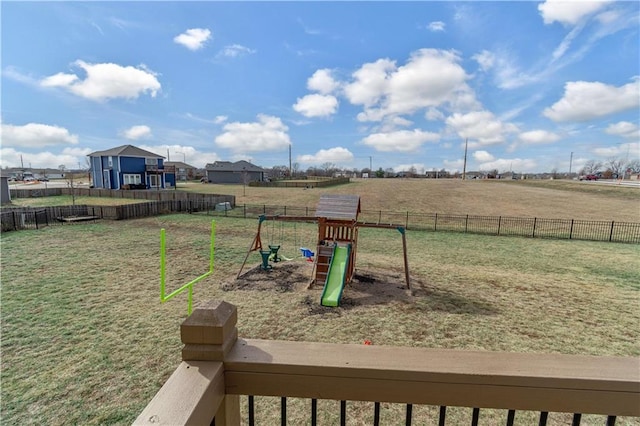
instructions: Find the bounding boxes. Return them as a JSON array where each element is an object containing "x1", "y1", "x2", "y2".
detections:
[{"x1": 181, "y1": 300, "x2": 237, "y2": 346}]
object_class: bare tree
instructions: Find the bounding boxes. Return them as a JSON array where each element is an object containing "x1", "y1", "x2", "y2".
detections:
[
  {"x1": 291, "y1": 162, "x2": 300, "y2": 177},
  {"x1": 605, "y1": 157, "x2": 626, "y2": 178},
  {"x1": 321, "y1": 162, "x2": 335, "y2": 177},
  {"x1": 580, "y1": 160, "x2": 602, "y2": 175},
  {"x1": 626, "y1": 159, "x2": 640, "y2": 174},
  {"x1": 59, "y1": 165, "x2": 77, "y2": 205}
]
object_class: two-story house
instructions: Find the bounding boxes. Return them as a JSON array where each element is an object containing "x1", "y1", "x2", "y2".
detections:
[{"x1": 88, "y1": 145, "x2": 176, "y2": 189}]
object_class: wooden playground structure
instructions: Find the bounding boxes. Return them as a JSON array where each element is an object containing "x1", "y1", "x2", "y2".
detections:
[{"x1": 238, "y1": 195, "x2": 410, "y2": 306}]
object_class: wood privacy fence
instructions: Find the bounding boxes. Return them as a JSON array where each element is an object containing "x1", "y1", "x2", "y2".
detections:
[
  {"x1": 10, "y1": 187, "x2": 236, "y2": 204},
  {"x1": 0, "y1": 199, "x2": 227, "y2": 232},
  {"x1": 134, "y1": 301, "x2": 640, "y2": 426}
]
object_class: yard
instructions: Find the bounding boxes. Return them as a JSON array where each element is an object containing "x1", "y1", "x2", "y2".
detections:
[{"x1": 1, "y1": 179, "x2": 639, "y2": 424}]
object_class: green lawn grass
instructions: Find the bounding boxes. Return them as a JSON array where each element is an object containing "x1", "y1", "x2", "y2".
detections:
[{"x1": 1, "y1": 214, "x2": 639, "y2": 424}]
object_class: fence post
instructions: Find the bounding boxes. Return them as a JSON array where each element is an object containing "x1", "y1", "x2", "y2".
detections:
[
  {"x1": 405, "y1": 211, "x2": 409, "y2": 230},
  {"x1": 181, "y1": 300, "x2": 240, "y2": 425},
  {"x1": 497, "y1": 216, "x2": 501, "y2": 235},
  {"x1": 284, "y1": 205, "x2": 287, "y2": 216},
  {"x1": 263, "y1": 205, "x2": 266, "y2": 214},
  {"x1": 378, "y1": 210, "x2": 382, "y2": 224},
  {"x1": 243, "y1": 204, "x2": 247, "y2": 219},
  {"x1": 532, "y1": 217, "x2": 537, "y2": 238},
  {"x1": 434, "y1": 213, "x2": 438, "y2": 231},
  {"x1": 569, "y1": 219, "x2": 574, "y2": 240},
  {"x1": 609, "y1": 221, "x2": 615, "y2": 242},
  {"x1": 12, "y1": 211, "x2": 17, "y2": 231},
  {"x1": 465, "y1": 215, "x2": 469, "y2": 233}
]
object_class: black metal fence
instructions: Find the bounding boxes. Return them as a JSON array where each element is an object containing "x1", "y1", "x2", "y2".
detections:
[
  {"x1": 211, "y1": 204, "x2": 640, "y2": 244},
  {"x1": 2, "y1": 202, "x2": 639, "y2": 243}
]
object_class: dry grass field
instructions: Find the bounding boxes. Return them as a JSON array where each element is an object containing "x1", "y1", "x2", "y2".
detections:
[
  {"x1": 1, "y1": 180, "x2": 639, "y2": 425},
  {"x1": 181, "y1": 178, "x2": 640, "y2": 222}
]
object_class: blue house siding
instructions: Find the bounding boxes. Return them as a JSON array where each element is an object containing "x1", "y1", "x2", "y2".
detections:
[{"x1": 88, "y1": 146, "x2": 175, "y2": 190}]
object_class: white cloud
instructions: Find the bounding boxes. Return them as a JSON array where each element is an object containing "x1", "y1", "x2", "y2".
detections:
[
  {"x1": 538, "y1": 0, "x2": 611, "y2": 25},
  {"x1": 592, "y1": 142, "x2": 639, "y2": 159},
  {"x1": 297, "y1": 147, "x2": 354, "y2": 165},
  {"x1": 476, "y1": 157, "x2": 538, "y2": 173},
  {"x1": 605, "y1": 121, "x2": 640, "y2": 139},
  {"x1": 472, "y1": 50, "x2": 495, "y2": 71},
  {"x1": 473, "y1": 150, "x2": 495, "y2": 162},
  {"x1": 346, "y1": 49, "x2": 476, "y2": 122},
  {"x1": 307, "y1": 69, "x2": 340, "y2": 94},
  {"x1": 215, "y1": 114, "x2": 291, "y2": 153},
  {"x1": 427, "y1": 21, "x2": 446, "y2": 32},
  {"x1": 446, "y1": 110, "x2": 518, "y2": 148},
  {"x1": 543, "y1": 79, "x2": 640, "y2": 122},
  {"x1": 218, "y1": 44, "x2": 256, "y2": 58},
  {"x1": 40, "y1": 60, "x2": 161, "y2": 101},
  {"x1": 344, "y1": 58, "x2": 396, "y2": 108},
  {"x1": 293, "y1": 94, "x2": 338, "y2": 118},
  {"x1": 518, "y1": 130, "x2": 561, "y2": 144},
  {"x1": 443, "y1": 158, "x2": 464, "y2": 171},
  {"x1": 137, "y1": 144, "x2": 219, "y2": 168},
  {"x1": 361, "y1": 129, "x2": 440, "y2": 152},
  {"x1": 122, "y1": 125, "x2": 151, "y2": 140},
  {"x1": 1, "y1": 122, "x2": 79, "y2": 147},
  {"x1": 0, "y1": 146, "x2": 90, "y2": 169},
  {"x1": 174, "y1": 28, "x2": 212, "y2": 51},
  {"x1": 425, "y1": 108, "x2": 445, "y2": 121},
  {"x1": 214, "y1": 115, "x2": 228, "y2": 124}
]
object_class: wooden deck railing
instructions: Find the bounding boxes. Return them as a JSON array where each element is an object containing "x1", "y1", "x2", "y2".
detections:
[{"x1": 134, "y1": 301, "x2": 640, "y2": 425}]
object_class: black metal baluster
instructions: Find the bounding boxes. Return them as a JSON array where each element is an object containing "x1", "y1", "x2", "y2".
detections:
[
  {"x1": 538, "y1": 411, "x2": 548, "y2": 426},
  {"x1": 281, "y1": 397, "x2": 286, "y2": 426},
  {"x1": 572, "y1": 413, "x2": 581, "y2": 426},
  {"x1": 405, "y1": 404, "x2": 413, "y2": 426},
  {"x1": 471, "y1": 408, "x2": 480, "y2": 426},
  {"x1": 248, "y1": 395, "x2": 255, "y2": 426},
  {"x1": 340, "y1": 400, "x2": 346, "y2": 426},
  {"x1": 311, "y1": 399, "x2": 317, "y2": 426},
  {"x1": 506, "y1": 409, "x2": 515, "y2": 426},
  {"x1": 607, "y1": 416, "x2": 616, "y2": 426},
  {"x1": 373, "y1": 402, "x2": 380, "y2": 426},
  {"x1": 439, "y1": 406, "x2": 447, "y2": 426}
]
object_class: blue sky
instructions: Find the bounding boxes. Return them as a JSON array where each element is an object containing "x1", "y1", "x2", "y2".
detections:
[{"x1": 1, "y1": 1, "x2": 639, "y2": 174}]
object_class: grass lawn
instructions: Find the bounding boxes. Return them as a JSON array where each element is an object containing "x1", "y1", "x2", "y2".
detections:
[
  {"x1": 8, "y1": 195, "x2": 146, "y2": 207},
  {"x1": 178, "y1": 178, "x2": 640, "y2": 222},
  {"x1": 1, "y1": 214, "x2": 639, "y2": 424}
]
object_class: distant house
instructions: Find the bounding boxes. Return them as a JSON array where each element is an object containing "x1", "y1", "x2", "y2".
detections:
[
  {"x1": 88, "y1": 145, "x2": 176, "y2": 189},
  {"x1": 165, "y1": 161, "x2": 196, "y2": 181},
  {"x1": 204, "y1": 161, "x2": 266, "y2": 184}
]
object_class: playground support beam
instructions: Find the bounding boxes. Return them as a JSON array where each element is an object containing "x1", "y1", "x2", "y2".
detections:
[{"x1": 356, "y1": 222, "x2": 411, "y2": 290}]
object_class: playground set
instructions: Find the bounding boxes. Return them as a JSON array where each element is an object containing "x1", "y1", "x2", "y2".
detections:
[{"x1": 238, "y1": 194, "x2": 410, "y2": 307}]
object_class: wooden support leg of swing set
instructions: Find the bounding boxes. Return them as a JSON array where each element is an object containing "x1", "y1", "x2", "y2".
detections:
[{"x1": 237, "y1": 225, "x2": 263, "y2": 279}]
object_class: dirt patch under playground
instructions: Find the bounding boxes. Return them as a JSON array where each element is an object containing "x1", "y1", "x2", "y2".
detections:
[{"x1": 224, "y1": 260, "x2": 423, "y2": 311}]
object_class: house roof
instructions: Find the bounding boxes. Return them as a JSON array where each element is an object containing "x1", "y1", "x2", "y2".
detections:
[
  {"x1": 315, "y1": 194, "x2": 361, "y2": 220},
  {"x1": 165, "y1": 161, "x2": 195, "y2": 169},
  {"x1": 88, "y1": 144, "x2": 164, "y2": 158},
  {"x1": 204, "y1": 160, "x2": 265, "y2": 172}
]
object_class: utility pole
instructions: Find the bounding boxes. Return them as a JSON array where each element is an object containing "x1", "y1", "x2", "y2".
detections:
[
  {"x1": 462, "y1": 138, "x2": 468, "y2": 180},
  {"x1": 569, "y1": 152, "x2": 573, "y2": 177}
]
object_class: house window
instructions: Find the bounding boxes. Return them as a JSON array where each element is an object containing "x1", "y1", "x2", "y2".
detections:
[
  {"x1": 123, "y1": 174, "x2": 141, "y2": 185},
  {"x1": 149, "y1": 174, "x2": 160, "y2": 187},
  {"x1": 145, "y1": 158, "x2": 158, "y2": 166},
  {"x1": 108, "y1": 156, "x2": 113, "y2": 167}
]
